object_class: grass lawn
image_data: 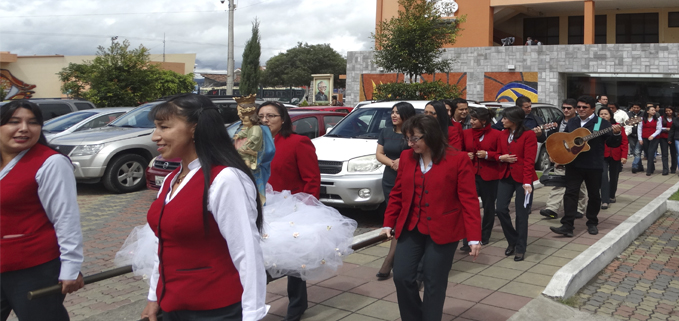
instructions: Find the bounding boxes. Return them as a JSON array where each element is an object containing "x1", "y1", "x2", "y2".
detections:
[{"x1": 670, "y1": 190, "x2": 679, "y2": 201}]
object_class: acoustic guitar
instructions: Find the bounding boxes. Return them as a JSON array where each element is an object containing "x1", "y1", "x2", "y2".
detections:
[{"x1": 546, "y1": 117, "x2": 641, "y2": 165}]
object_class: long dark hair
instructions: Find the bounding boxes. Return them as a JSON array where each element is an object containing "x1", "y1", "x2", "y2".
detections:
[
  {"x1": 663, "y1": 106, "x2": 674, "y2": 126},
  {"x1": 425, "y1": 100, "x2": 450, "y2": 140},
  {"x1": 0, "y1": 100, "x2": 50, "y2": 147},
  {"x1": 393, "y1": 102, "x2": 416, "y2": 128},
  {"x1": 598, "y1": 107, "x2": 617, "y2": 125},
  {"x1": 150, "y1": 94, "x2": 263, "y2": 234},
  {"x1": 644, "y1": 105, "x2": 659, "y2": 124},
  {"x1": 502, "y1": 106, "x2": 527, "y2": 141},
  {"x1": 469, "y1": 107, "x2": 495, "y2": 126},
  {"x1": 257, "y1": 101, "x2": 293, "y2": 137},
  {"x1": 402, "y1": 114, "x2": 448, "y2": 164}
]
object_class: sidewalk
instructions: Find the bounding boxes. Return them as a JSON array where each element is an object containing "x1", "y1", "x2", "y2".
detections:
[
  {"x1": 574, "y1": 209, "x2": 679, "y2": 321},
  {"x1": 261, "y1": 165, "x2": 679, "y2": 321}
]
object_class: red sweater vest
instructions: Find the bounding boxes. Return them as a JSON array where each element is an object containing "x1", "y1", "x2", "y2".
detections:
[
  {"x1": 148, "y1": 166, "x2": 243, "y2": 312},
  {"x1": 405, "y1": 165, "x2": 432, "y2": 235},
  {"x1": 641, "y1": 118, "x2": 658, "y2": 139},
  {"x1": 0, "y1": 144, "x2": 61, "y2": 273}
]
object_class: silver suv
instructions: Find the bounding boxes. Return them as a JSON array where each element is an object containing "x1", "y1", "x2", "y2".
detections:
[{"x1": 49, "y1": 96, "x2": 261, "y2": 193}]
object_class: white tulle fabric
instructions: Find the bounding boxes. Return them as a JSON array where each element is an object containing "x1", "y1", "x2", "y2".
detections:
[{"x1": 115, "y1": 185, "x2": 357, "y2": 283}]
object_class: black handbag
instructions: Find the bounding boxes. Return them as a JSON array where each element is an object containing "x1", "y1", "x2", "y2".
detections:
[{"x1": 539, "y1": 165, "x2": 567, "y2": 187}]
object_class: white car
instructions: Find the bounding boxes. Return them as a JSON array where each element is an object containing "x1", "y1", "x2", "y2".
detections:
[
  {"x1": 42, "y1": 107, "x2": 133, "y2": 142},
  {"x1": 312, "y1": 100, "x2": 484, "y2": 210}
]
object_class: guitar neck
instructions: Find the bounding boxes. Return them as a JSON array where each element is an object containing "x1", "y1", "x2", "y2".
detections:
[{"x1": 583, "y1": 126, "x2": 614, "y2": 142}]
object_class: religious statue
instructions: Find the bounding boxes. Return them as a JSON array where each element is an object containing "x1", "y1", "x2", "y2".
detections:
[{"x1": 234, "y1": 94, "x2": 263, "y2": 170}]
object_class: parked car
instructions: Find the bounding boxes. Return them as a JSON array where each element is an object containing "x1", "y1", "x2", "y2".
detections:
[
  {"x1": 145, "y1": 110, "x2": 348, "y2": 190},
  {"x1": 42, "y1": 107, "x2": 133, "y2": 142},
  {"x1": 293, "y1": 106, "x2": 354, "y2": 114},
  {"x1": 479, "y1": 101, "x2": 563, "y2": 170},
  {"x1": 27, "y1": 98, "x2": 97, "y2": 120},
  {"x1": 50, "y1": 95, "x2": 262, "y2": 193}
]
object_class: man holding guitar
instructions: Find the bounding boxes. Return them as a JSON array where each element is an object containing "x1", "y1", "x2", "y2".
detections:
[
  {"x1": 492, "y1": 97, "x2": 549, "y2": 141},
  {"x1": 548, "y1": 96, "x2": 622, "y2": 237}
]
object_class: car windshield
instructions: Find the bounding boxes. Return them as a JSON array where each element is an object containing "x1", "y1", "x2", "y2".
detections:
[
  {"x1": 42, "y1": 111, "x2": 98, "y2": 132},
  {"x1": 326, "y1": 107, "x2": 391, "y2": 139},
  {"x1": 108, "y1": 103, "x2": 157, "y2": 128}
]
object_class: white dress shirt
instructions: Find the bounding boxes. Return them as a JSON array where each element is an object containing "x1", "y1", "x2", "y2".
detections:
[
  {"x1": 580, "y1": 113, "x2": 596, "y2": 127},
  {"x1": 0, "y1": 149, "x2": 84, "y2": 280},
  {"x1": 637, "y1": 116, "x2": 663, "y2": 139},
  {"x1": 148, "y1": 159, "x2": 269, "y2": 320}
]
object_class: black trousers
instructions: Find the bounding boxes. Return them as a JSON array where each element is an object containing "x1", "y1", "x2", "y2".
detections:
[
  {"x1": 643, "y1": 138, "x2": 660, "y2": 174},
  {"x1": 393, "y1": 228, "x2": 457, "y2": 321},
  {"x1": 164, "y1": 302, "x2": 242, "y2": 321},
  {"x1": 1, "y1": 258, "x2": 69, "y2": 321},
  {"x1": 659, "y1": 138, "x2": 676, "y2": 172},
  {"x1": 495, "y1": 177, "x2": 530, "y2": 254},
  {"x1": 286, "y1": 276, "x2": 307, "y2": 320},
  {"x1": 602, "y1": 158, "x2": 622, "y2": 202},
  {"x1": 562, "y1": 167, "x2": 602, "y2": 229},
  {"x1": 477, "y1": 176, "x2": 499, "y2": 244}
]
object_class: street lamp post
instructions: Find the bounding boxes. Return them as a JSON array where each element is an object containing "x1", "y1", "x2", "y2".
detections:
[{"x1": 221, "y1": 0, "x2": 236, "y2": 95}]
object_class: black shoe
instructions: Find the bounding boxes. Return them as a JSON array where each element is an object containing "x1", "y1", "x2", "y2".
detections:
[
  {"x1": 610, "y1": 198, "x2": 616, "y2": 203},
  {"x1": 540, "y1": 209, "x2": 558, "y2": 219},
  {"x1": 505, "y1": 245, "x2": 515, "y2": 256},
  {"x1": 481, "y1": 240, "x2": 490, "y2": 245},
  {"x1": 663, "y1": 170, "x2": 669, "y2": 176},
  {"x1": 575, "y1": 212, "x2": 584, "y2": 218},
  {"x1": 632, "y1": 167, "x2": 638, "y2": 173},
  {"x1": 376, "y1": 272, "x2": 391, "y2": 281},
  {"x1": 588, "y1": 225, "x2": 599, "y2": 235},
  {"x1": 459, "y1": 245, "x2": 471, "y2": 253},
  {"x1": 672, "y1": 171, "x2": 676, "y2": 174},
  {"x1": 514, "y1": 253, "x2": 525, "y2": 262},
  {"x1": 646, "y1": 172, "x2": 652, "y2": 176},
  {"x1": 550, "y1": 225, "x2": 574, "y2": 237}
]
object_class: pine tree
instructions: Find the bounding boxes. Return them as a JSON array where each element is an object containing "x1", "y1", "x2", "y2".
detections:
[{"x1": 240, "y1": 19, "x2": 261, "y2": 96}]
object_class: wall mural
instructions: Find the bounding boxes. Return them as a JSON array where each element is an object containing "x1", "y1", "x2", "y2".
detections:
[
  {"x1": 484, "y1": 72, "x2": 538, "y2": 103},
  {"x1": 1, "y1": 69, "x2": 36, "y2": 100},
  {"x1": 359, "y1": 72, "x2": 467, "y2": 101}
]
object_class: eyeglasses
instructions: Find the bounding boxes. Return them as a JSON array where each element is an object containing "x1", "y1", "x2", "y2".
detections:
[
  {"x1": 423, "y1": 111, "x2": 437, "y2": 116},
  {"x1": 575, "y1": 106, "x2": 589, "y2": 109},
  {"x1": 258, "y1": 114, "x2": 281, "y2": 120},
  {"x1": 404, "y1": 135, "x2": 424, "y2": 144},
  {"x1": 562, "y1": 106, "x2": 573, "y2": 110}
]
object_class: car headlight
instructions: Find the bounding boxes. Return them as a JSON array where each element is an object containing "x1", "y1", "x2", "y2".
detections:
[
  {"x1": 70, "y1": 144, "x2": 105, "y2": 156},
  {"x1": 149, "y1": 156, "x2": 158, "y2": 168},
  {"x1": 347, "y1": 155, "x2": 383, "y2": 172}
]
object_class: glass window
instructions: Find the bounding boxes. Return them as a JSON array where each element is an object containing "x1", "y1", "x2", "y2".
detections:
[
  {"x1": 109, "y1": 104, "x2": 156, "y2": 128},
  {"x1": 215, "y1": 102, "x2": 239, "y2": 124},
  {"x1": 79, "y1": 114, "x2": 120, "y2": 130},
  {"x1": 523, "y1": 17, "x2": 560, "y2": 45},
  {"x1": 323, "y1": 116, "x2": 344, "y2": 130},
  {"x1": 326, "y1": 107, "x2": 391, "y2": 139},
  {"x1": 293, "y1": 117, "x2": 319, "y2": 139},
  {"x1": 616, "y1": 13, "x2": 659, "y2": 44},
  {"x1": 74, "y1": 102, "x2": 94, "y2": 110},
  {"x1": 37, "y1": 103, "x2": 72, "y2": 120},
  {"x1": 43, "y1": 111, "x2": 97, "y2": 132},
  {"x1": 568, "y1": 15, "x2": 607, "y2": 44},
  {"x1": 670, "y1": 12, "x2": 679, "y2": 28}
]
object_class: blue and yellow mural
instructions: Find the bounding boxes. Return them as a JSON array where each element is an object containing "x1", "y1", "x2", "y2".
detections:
[{"x1": 484, "y1": 72, "x2": 538, "y2": 103}]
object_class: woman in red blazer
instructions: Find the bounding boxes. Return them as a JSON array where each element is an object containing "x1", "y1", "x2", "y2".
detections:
[
  {"x1": 494, "y1": 107, "x2": 538, "y2": 262},
  {"x1": 257, "y1": 101, "x2": 320, "y2": 321},
  {"x1": 598, "y1": 107, "x2": 628, "y2": 209},
  {"x1": 424, "y1": 100, "x2": 463, "y2": 150},
  {"x1": 460, "y1": 108, "x2": 502, "y2": 252},
  {"x1": 380, "y1": 115, "x2": 481, "y2": 321}
]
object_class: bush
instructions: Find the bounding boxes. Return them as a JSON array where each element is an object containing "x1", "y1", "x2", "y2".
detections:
[
  {"x1": 373, "y1": 81, "x2": 461, "y2": 101},
  {"x1": 299, "y1": 100, "x2": 309, "y2": 106}
]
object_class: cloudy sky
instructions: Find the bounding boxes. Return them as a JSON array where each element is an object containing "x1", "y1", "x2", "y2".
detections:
[{"x1": 0, "y1": 0, "x2": 376, "y2": 74}]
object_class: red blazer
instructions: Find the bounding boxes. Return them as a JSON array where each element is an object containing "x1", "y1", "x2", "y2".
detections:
[
  {"x1": 448, "y1": 122, "x2": 463, "y2": 150},
  {"x1": 269, "y1": 133, "x2": 321, "y2": 198},
  {"x1": 495, "y1": 129, "x2": 538, "y2": 185},
  {"x1": 604, "y1": 129, "x2": 629, "y2": 161},
  {"x1": 383, "y1": 149, "x2": 481, "y2": 244},
  {"x1": 462, "y1": 128, "x2": 502, "y2": 181}
]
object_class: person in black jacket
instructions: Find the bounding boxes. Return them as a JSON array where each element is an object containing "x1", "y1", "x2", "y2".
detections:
[
  {"x1": 550, "y1": 96, "x2": 622, "y2": 237},
  {"x1": 492, "y1": 97, "x2": 545, "y2": 143},
  {"x1": 628, "y1": 103, "x2": 645, "y2": 173}
]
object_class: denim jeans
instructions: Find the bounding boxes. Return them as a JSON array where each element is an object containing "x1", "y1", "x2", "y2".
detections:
[{"x1": 631, "y1": 138, "x2": 643, "y2": 169}]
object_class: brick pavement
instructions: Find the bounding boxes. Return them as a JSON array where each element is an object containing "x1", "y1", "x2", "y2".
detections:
[
  {"x1": 8, "y1": 163, "x2": 679, "y2": 321},
  {"x1": 574, "y1": 210, "x2": 679, "y2": 321}
]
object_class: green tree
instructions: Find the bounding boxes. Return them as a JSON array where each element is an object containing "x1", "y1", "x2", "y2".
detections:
[
  {"x1": 372, "y1": 0, "x2": 465, "y2": 82},
  {"x1": 58, "y1": 39, "x2": 195, "y2": 107},
  {"x1": 261, "y1": 42, "x2": 346, "y2": 88},
  {"x1": 240, "y1": 19, "x2": 262, "y2": 96}
]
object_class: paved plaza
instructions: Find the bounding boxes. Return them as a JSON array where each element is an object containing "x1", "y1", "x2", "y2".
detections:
[{"x1": 8, "y1": 163, "x2": 679, "y2": 321}]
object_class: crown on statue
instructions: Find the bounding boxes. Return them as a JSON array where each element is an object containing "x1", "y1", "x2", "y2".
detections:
[{"x1": 236, "y1": 94, "x2": 257, "y2": 113}]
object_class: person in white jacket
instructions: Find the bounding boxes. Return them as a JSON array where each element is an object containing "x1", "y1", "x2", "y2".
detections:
[{"x1": 608, "y1": 102, "x2": 630, "y2": 135}]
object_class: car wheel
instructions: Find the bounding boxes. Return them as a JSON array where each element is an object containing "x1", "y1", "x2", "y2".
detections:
[
  {"x1": 536, "y1": 147, "x2": 551, "y2": 171},
  {"x1": 103, "y1": 154, "x2": 148, "y2": 193}
]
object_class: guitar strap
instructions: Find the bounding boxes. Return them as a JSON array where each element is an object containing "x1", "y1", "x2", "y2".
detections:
[{"x1": 593, "y1": 117, "x2": 602, "y2": 132}]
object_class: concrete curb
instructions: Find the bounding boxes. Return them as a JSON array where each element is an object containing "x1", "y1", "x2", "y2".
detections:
[
  {"x1": 542, "y1": 180, "x2": 679, "y2": 299},
  {"x1": 507, "y1": 295, "x2": 618, "y2": 321}
]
